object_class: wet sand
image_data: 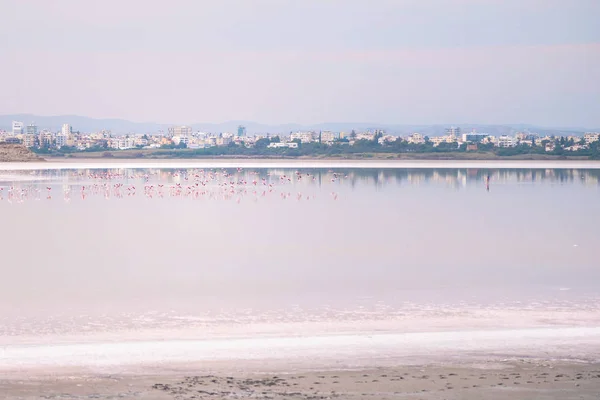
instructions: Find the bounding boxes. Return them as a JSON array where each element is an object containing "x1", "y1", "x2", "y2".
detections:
[{"x1": 2, "y1": 361, "x2": 600, "y2": 399}]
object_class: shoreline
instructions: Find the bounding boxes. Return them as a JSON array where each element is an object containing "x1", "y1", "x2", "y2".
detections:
[{"x1": 1, "y1": 158, "x2": 600, "y2": 170}]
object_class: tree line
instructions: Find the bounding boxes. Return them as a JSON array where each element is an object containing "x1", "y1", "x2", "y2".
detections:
[{"x1": 33, "y1": 135, "x2": 600, "y2": 159}]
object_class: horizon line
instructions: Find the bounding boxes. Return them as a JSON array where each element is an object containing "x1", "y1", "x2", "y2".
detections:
[{"x1": 0, "y1": 114, "x2": 596, "y2": 131}]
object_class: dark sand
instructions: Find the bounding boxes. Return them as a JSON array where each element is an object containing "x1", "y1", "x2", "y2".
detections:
[{"x1": 2, "y1": 361, "x2": 600, "y2": 400}]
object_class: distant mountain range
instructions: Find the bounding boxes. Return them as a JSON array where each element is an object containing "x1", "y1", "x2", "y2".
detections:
[{"x1": 0, "y1": 114, "x2": 596, "y2": 137}]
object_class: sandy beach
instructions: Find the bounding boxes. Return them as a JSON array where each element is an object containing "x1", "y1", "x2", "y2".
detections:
[
  {"x1": 1, "y1": 158, "x2": 600, "y2": 171},
  {"x1": 2, "y1": 360, "x2": 600, "y2": 400}
]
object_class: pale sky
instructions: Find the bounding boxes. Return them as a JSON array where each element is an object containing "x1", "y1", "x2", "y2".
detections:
[{"x1": 1, "y1": 0, "x2": 599, "y2": 127}]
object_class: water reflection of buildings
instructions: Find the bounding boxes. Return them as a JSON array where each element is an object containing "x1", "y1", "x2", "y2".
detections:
[
  {"x1": 2, "y1": 168, "x2": 600, "y2": 194},
  {"x1": 331, "y1": 168, "x2": 600, "y2": 189}
]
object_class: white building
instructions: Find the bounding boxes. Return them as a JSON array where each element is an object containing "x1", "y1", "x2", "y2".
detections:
[
  {"x1": 168, "y1": 125, "x2": 193, "y2": 136},
  {"x1": 109, "y1": 138, "x2": 120, "y2": 149},
  {"x1": 545, "y1": 142, "x2": 556, "y2": 152},
  {"x1": 134, "y1": 136, "x2": 149, "y2": 147},
  {"x1": 407, "y1": 133, "x2": 425, "y2": 144},
  {"x1": 429, "y1": 136, "x2": 446, "y2": 146},
  {"x1": 186, "y1": 139, "x2": 205, "y2": 149},
  {"x1": 26, "y1": 123, "x2": 38, "y2": 135},
  {"x1": 355, "y1": 133, "x2": 375, "y2": 141},
  {"x1": 61, "y1": 124, "x2": 71, "y2": 136},
  {"x1": 584, "y1": 132, "x2": 599, "y2": 144},
  {"x1": 429, "y1": 135, "x2": 458, "y2": 146},
  {"x1": 12, "y1": 121, "x2": 24, "y2": 135},
  {"x1": 565, "y1": 144, "x2": 588, "y2": 152},
  {"x1": 268, "y1": 142, "x2": 299, "y2": 149},
  {"x1": 172, "y1": 135, "x2": 189, "y2": 146},
  {"x1": 320, "y1": 131, "x2": 337, "y2": 143},
  {"x1": 55, "y1": 133, "x2": 69, "y2": 148},
  {"x1": 290, "y1": 132, "x2": 314, "y2": 143},
  {"x1": 461, "y1": 132, "x2": 489, "y2": 143},
  {"x1": 378, "y1": 135, "x2": 397, "y2": 145},
  {"x1": 22, "y1": 134, "x2": 36, "y2": 147},
  {"x1": 515, "y1": 132, "x2": 529, "y2": 141},
  {"x1": 38, "y1": 131, "x2": 53, "y2": 147},
  {"x1": 109, "y1": 136, "x2": 137, "y2": 150},
  {"x1": 445, "y1": 126, "x2": 461, "y2": 137},
  {"x1": 216, "y1": 136, "x2": 231, "y2": 146},
  {"x1": 497, "y1": 135, "x2": 517, "y2": 148},
  {"x1": 428, "y1": 136, "x2": 442, "y2": 146}
]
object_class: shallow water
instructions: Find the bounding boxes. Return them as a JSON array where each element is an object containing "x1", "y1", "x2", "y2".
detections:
[
  {"x1": 1, "y1": 166, "x2": 599, "y2": 369},
  {"x1": 2, "y1": 159, "x2": 600, "y2": 172}
]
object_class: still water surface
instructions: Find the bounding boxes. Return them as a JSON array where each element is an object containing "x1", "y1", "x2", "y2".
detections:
[{"x1": 0, "y1": 167, "x2": 599, "y2": 369}]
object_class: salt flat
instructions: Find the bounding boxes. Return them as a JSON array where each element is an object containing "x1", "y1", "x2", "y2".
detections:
[{"x1": 2, "y1": 327, "x2": 599, "y2": 375}]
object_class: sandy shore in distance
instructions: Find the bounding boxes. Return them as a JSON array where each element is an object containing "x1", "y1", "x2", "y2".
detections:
[
  {"x1": 2, "y1": 361, "x2": 600, "y2": 400},
  {"x1": 1, "y1": 158, "x2": 600, "y2": 170}
]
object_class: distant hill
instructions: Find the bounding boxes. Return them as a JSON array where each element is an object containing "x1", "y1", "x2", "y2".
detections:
[
  {"x1": 0, "y1": 114, "x2": 593, "y2": 136},
  {"x1": 0, "y1": 114, "x2": 165, "y2": 134}
]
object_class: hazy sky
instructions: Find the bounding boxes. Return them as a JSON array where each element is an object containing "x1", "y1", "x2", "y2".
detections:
[{"x1": 1, "y1": 0, "x2": 599, "y2": 127}]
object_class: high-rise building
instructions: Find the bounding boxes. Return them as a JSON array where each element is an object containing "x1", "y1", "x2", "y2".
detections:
[
  {"x1": 12, "y1": 121, "x2": 24, "y2": 135},
  {"x1": 39, "y1": 130, "x2": 54, "y2": 147},
  {"x1": 61, "y1": 124, "x2": 71, "y2": 136},
  {"x1": 56, "y1": 133, "x2": 69, "y2": 148},
  {"x1": 445, "y1": 127, "x2": 461, "y2": 137},
  {"x1": 168, "y1": 126, "x2": 192, "y2": 136},
  {"x1": 22, "y1": 134, "x2": 36, "y2": 148},
  {"x1": 26, "y1": 123, "x2": 38, "y2": 136},
  {"x1": 237, "y1": 125, "x2": 247, "y2": 137},
  {"x1": 320, "y1": 131, "x2": 337, "y2": 143},
  {"x1": 462, "y1": 133, "x2": 489, "y2": 143}
]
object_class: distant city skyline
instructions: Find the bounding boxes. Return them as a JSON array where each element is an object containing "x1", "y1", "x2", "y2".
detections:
[
  {"x1": 3, "y1": 114, "x2": 598, "y2": 157},
  {"x1": 2, "y1": 113, "x2": 599, "y2": 136},
  {"x1": 1, "y1": 0, "x2": 599, "y2": 127}
]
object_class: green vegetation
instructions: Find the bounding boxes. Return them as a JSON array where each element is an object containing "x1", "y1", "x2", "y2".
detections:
[
  {"x1": 32, "y1": 141, "x2": 109, "y2": 155},
  {"x1": 144, "y1": 137, "x2": 600, "y2": 160},
  {"x1": 36, "y1": 136, "x2": 600, "y2": 160},
  {"x1": 159, "y1": 142, "x2": 188, "y2": 150}
]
